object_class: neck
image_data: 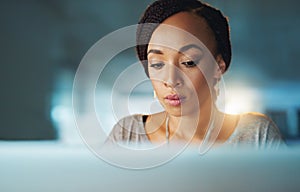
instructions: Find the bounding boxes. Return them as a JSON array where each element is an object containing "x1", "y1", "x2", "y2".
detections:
[{"x1": 167, "y1": 98, "x2": 214, "y2": 142}]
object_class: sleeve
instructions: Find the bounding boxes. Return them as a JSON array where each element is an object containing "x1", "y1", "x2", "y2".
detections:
[
  {"x1": 231, "y1": 113, "x2": 287, "y2": 149},
  {"x1": 263, "y1": 116, "x2": 287, "y2": 149},
  {"x1": 104, "y1": 116, "x2": 129, "y2": 145}
]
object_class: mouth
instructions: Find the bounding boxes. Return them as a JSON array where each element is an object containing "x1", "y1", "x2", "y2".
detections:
[{"x1": 164, "y1": 94, "x2": 185, "y2": 107}]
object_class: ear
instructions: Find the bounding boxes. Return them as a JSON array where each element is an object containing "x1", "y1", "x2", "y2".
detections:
[{"x1": 214, "y1": 54, "x2": 226, "y2": 79}]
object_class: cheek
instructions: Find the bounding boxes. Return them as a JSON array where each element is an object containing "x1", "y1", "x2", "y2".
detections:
[
  {"x1": 151, "y1": 80, "x2": 163, "y2": 95},
  {"x1": 187, "y1": 71, "x2": 210, "y2": 95},
  {"x1": 186, "y1": 69, "x2": 205, "y2": 86}
]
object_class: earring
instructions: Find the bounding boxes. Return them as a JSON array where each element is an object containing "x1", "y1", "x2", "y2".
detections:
[
  {"x1": 153, "y1": 90, "x2": 157, "y2": 99},
  {"x1": 214, "y1": 80, "x2": 220, "y2": 97}
]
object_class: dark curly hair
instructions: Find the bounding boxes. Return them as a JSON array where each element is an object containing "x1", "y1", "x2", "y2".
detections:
[{"x1": 136, "y1": 0, "x2": 231, "y2": 77}]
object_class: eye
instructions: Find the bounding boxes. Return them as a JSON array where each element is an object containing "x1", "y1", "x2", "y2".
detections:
[
  {"x1": 149, "y1": 62, "x2": 165, "y2": 70},
  {"x1": 181, "y1": 60, "x2": 198, "y2": 68}
]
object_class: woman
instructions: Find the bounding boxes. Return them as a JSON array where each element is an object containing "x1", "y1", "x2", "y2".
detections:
[{"x1": 108, "y1": 0, "x2": 285, "y2": 149}]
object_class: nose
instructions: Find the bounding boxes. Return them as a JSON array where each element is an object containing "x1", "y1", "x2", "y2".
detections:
[{"x1": 163, "y1": 64, "x2": 183, "y2": 88}]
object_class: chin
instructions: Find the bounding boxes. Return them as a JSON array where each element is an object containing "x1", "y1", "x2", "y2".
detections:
[{"x1": 164, "y1": 105, "x2": 199, "y2": 117}]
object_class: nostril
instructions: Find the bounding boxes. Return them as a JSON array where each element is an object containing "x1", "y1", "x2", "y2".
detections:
[
  {"x1": 163, "y1": 80, "x2": 181, "y2": 88},
  {"x1": 163, "y1": 80, "x2": 170, "y2": 87},
  {"x1": 163, "y1": 80, "x2": 172, "y2": 88}
]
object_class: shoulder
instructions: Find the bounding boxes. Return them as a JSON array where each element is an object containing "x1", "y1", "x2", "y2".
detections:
[
  {"x1": 228, "y1": 112, "x2": 285, "y2": 148},
  {"x1": 238, "y1": 112, "x2": 283, "y2": 137},
  {"x1": 238, "y1": 112, "x2": 279, "y2": 134},
  {"x1": 237, "y1": 112, "x2": 272, "y2": 126},
  {"x1": 114, "y1": 114, "x2": 145, "y2": 128},
  {"x1": 108, "y1": 114, "x2": 148, "y2": 143}
]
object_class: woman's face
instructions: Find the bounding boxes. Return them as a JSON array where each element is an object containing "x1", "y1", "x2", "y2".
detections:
[{"x1": 147, "y1": 12, "x2": 222, "y2": 117}]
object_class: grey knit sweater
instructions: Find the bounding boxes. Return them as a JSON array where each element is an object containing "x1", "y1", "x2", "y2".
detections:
[{"x1": 108, "y1": 113, "x2": 285, "y2": 149}]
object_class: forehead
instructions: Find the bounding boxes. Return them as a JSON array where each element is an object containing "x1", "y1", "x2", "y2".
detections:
[{"x1": 148, "y1": 12, "x2": 216, "y2": 54}]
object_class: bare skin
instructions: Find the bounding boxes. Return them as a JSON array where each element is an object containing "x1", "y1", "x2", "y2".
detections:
[{"x1": 144, "y1": 12, "x2": 239, "y2": 146}]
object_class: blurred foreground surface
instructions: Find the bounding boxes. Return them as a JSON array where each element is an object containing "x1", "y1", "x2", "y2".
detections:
[{"x1": 0, "y1": 141, "x2": 299, "y2": 192}]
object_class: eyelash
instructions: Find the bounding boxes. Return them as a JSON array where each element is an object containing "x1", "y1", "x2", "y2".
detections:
[
  {"x1": 149, "y1": 59, "x2": 200, "y2": 70},
  {"x1": 181, "y1": 60, "x2": 198, "y2": 68}
]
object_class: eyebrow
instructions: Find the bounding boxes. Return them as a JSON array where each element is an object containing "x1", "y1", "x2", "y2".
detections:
[
  {"x1": 179, "y1": 44, "x2": 203, "y2": 53},
  {"x1": 147, "y1": 49, "x2": 163, "y2": 56},
  {"x1": 147, "y1": 44, "x2": 203, "y2": 56}
]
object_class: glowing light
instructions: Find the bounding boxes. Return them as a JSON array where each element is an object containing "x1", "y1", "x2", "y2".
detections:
[
  {"x1": 224, "y1": 87, "x2": 262, "y2": 115},
  {"x1": 51, "y1": 105, "x2": 72, "y2": 123}
]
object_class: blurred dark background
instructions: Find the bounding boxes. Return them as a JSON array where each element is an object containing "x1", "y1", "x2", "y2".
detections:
[{"x1": 0, "y1": 0, "x2": 299, "y2": 144}]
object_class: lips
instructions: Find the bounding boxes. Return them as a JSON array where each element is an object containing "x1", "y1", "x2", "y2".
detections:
[{"x1": 164, "y1": 94, "x2": 184, "y2": 106}]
